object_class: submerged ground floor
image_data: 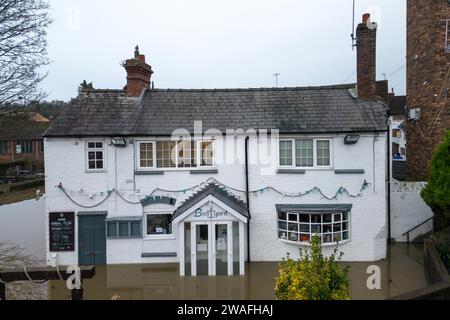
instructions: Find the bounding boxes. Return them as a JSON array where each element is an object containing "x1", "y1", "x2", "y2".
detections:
[{"x1": 47, "y1": 243, "x2": 430, "y2": 300}]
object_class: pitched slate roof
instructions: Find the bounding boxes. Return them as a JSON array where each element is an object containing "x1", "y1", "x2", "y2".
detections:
[
  {"x1": 0, "y1": 112, "x2": 50, "y2": 140},
  {"x1": 44, "y1": 84, "x2": 387, "y2": 137},
  {"x1": 172, "y1": 183, "x2": 249, "y2": 221}
]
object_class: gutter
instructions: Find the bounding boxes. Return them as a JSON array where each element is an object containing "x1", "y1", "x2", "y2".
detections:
[{"x1": 245, "y1": 136, "x2": 251, "y2": 262}]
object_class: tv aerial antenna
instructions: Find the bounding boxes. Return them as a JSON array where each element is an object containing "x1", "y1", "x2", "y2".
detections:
[
  {"x1": 273, "y1": 73, "x2": 280, "y2": 87},
  {"x1": 351, "y1": 0, "x2": 357, "y2": 50}
]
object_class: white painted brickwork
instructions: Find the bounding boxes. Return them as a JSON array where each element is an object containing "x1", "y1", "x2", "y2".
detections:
[{"x1": 44, "y1": 133, "x2": 387, "y2": 265}]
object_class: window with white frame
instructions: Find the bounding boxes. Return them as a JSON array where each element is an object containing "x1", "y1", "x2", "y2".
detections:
[
  {"x1": 277, "y1": 211, "x2": 349, "y2": 245},
  {"x1": 137, "y1": 140, "x2": 214, "y2": 170},
  {"x1": 86, "y1": 141, "x2": 105, "y2": 171},
  {"x1": 146, "y1": 214, "x2": 173, "y2": 235},
  {"x1": 279, "y1": 138, "x2": 332, "y2": 168}
]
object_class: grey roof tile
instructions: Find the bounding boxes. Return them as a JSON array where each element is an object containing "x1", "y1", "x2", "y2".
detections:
[{"x1": 44, "y1": 84, "x2": 387, "y2": 137}]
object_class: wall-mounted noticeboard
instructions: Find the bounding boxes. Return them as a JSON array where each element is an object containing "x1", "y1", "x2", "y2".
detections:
[{"x1": 49, "y1": 212, "x2": 75, "y2": 252}]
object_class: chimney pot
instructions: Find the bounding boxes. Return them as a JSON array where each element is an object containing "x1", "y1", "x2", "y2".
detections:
[
  {"x1": 124, "y1": 46, "x2": 153, "y2": 97},
  {"x1": 362, "y1": 13, "x2": 371, "y2": 24}
]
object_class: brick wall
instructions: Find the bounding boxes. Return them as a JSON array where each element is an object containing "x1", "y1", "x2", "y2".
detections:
[{"x1": 406, "y1": 0, "x2": 450, "y2": 180}]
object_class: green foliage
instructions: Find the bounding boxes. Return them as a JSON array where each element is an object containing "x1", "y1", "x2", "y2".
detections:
[
  {"x1": 421, "y1": 130, "x2": 450, "y2": 223},
  {"x1": 274, "y1": 235, "x2": 350, "y2": 300}
]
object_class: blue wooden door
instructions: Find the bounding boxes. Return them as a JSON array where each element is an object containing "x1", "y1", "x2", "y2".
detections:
[{"x1": 78, "y1": 215, "x2": 106, "y2": 265}]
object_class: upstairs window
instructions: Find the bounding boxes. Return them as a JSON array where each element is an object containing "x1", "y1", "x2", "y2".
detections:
[
  {"x1": 0, "y1": 141, "x2": 9, "y2": 155},
  {"x1": 146, "y1": 214, "x2": 173, "y2": 236},
  {"x1": 279, "y1": 138, "x2": 332, "y2": 168},
  {"x1": 86, "y1": 141, "x2": 105, "y2": 171},
  {"x1": 16, "y1": 140, "x2": 33, "y2": 154},
  {"x1": 137, "y1": 140, "x2": 214, "y2": 170}
]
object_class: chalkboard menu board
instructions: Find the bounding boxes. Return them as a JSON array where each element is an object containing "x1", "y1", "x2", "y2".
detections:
[{"x1": 49, "y1": 212, "x2": 75, "y2": 252}]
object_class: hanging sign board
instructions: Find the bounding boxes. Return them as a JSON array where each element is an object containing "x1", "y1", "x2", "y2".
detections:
[{"x1": 49, "y1": 212, "x2": 75, "y2": 251}]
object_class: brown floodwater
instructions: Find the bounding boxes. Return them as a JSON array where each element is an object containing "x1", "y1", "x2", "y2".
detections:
[
  {"x1": 48, "y1": 243, "x2": 430, "y2": 300},
  {"x1": 0, "y1": 197, "x2": 432, "y2": 300}
]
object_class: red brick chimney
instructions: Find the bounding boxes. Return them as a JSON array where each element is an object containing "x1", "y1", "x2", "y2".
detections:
[
  {"x1": 356, "y1": 13, "x2": 377, "y2": 99},
  {"x1": 123, "y1": 45, "x2": 153, "y2": 97}
]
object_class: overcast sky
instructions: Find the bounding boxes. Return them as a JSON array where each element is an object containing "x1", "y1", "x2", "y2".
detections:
[{"x1": 42, "y1": 0, "x2": 406, "y2": 101}]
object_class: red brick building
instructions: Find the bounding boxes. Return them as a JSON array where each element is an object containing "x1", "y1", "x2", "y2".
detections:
[
  {"x1": 406, "y1": 0, "x2": 450, "y2": 180},
  {"x1": 0, "y1": 112, "x2": 49, "y2": 174}
]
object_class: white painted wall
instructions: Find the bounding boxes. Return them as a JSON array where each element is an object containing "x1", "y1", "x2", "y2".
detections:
[
  {"x1": 44, "y1": 132, "x2": 388, "y2": 265},
  {"x1": 390, "y1": 181, "x2": 433, "y2": 242}
]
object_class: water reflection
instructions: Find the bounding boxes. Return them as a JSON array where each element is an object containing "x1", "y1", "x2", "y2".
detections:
[
  {"x1": 48, "y1": 243, "x2": 430, "y2": 300},
  {"x1": 0, "y1": 197, "x2": 46, "y2": 260},
  {"x1": 0, "y1": 198, "x2": 432, "y2": 300}
]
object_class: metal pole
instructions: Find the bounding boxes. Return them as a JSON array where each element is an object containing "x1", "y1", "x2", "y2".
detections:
[{"x1": 0, "y1": 282, "x2": 6, "y2": 300}]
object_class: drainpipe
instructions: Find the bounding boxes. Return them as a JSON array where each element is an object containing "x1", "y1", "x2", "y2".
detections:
[
  {"x1": 245, "y1": 136, "x2": 251, "y2": 262},
  {"x1": 386, "y1": 106, "x2": 392, "y2": 243}
]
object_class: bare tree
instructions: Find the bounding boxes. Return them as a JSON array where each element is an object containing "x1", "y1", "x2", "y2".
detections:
[{"x1": 0, "y1": 0, "x2": 52, "y2": 105}]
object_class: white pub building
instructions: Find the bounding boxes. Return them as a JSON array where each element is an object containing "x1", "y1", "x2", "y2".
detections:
[{"x1": 44, "y1": 15, "x2": 389, "y2": 276}]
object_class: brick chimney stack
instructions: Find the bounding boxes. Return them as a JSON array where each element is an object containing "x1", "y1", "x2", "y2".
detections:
[
  {"x1": 356, "y1": 13, "x2": 378, "y2": 99},
  {"x1": 123, "y1": 45, "x2": 153, "y2": 97}
]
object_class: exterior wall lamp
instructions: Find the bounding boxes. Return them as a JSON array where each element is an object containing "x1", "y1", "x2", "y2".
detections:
[{"x1": 344, "y1": 134, "x2": 360, "y2": 145}]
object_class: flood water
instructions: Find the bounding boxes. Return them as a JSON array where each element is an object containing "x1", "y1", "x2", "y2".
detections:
[{"x1": 0, "y1": 197, "x2": 432, "y2": 300}]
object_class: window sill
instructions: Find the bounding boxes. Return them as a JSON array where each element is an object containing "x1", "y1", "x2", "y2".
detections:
[
  {"x1": 107, "y1": 236, "x2": 143, "y2": 240},
  {"x1": 142, "y1": 252, "x2": 177, "y2": 258},
  {"x1": 135, "y1": 170, "x2": 164, "y2": 175},
  {"x1": 190, "y1": 169, "x2": 218, "y2": 174},
  {"x1": 144, "y1": 235, "x2": 176, "y2": 241},
  {"x1": 277, "y1": 169, "x2": 306, "y2": 174},
  {"x1": 85, "y1": 170, "x2": 107, "y2": 173},
  {"x1": 334, "y1": 169, "x2": 365, "y2": 174},
  {"x1": 278, "y1": 238, "x2": 350, "y2": 247}
]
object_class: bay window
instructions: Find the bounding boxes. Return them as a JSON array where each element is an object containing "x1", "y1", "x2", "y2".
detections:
[
  {"x1": 277, "y1": 211, "x2": 349, "y2": 245},
  {"x1": 137, "y1": 140, "x2": 214, "y2": 170},
  {"x1": 279, "y1": 138, "x2": 332, "y2": 168}
]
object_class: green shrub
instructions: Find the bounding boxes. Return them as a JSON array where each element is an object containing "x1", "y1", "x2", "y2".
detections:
[
  {"x1": 274, "y1": 235, "x2": 350, "y2": 300},
  {"x1": 421, "y1": 130, "x2": 450, "y2": 230}
]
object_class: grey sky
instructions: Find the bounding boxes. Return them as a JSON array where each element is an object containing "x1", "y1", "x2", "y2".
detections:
[{"x1": 43, "y1": 0, "x2": 406, "y2": 101}]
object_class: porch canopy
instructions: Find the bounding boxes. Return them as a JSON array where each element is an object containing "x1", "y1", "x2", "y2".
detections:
[{"x1": 172, "y1": 183, "x2": 248, "y2": 276}]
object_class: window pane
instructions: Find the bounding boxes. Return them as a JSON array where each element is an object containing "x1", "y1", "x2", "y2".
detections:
[
  {"x1": 279, "y1": 140, "x2": 293, "y2": 166},
  {"x1": 156, "y1": 141, "x2": 176, "y2": 168},
  {"x1": 295, "y1": 139, "x2": 313, "y2": 167},
  {"x1": 316, "y1": 140, "x2": 330, "y2": 166},
  {"x1": 323, "y1": 214, "x2": 332, "y2": 223},
  {"x1": 88, "y1": 161, "x2": 96, "y2": 169},
  {"x1": 96, "y1": 152, "x2": 103, "y2": 160},
  {"x1": 278, "y1": 212, "x2": 287, "y2": 220},
  {"x1": 178, "y1": 140, "x2": 197, "y2": 168},
  {"x1": 288, "y1": 223, "x2": 298, "y2": 232},
  {"x1": 131, "y1": 222, "x2": 141, "y2": 237},
  {"x1": 96, "y1": 161, "x2": 103, "y2": 169},
  {"x1": 299, "y1": 214, "x2": 310, "y2": 223},
  {"x1": 288, "y1": 232, "x2": 298, "y2": 242},
  {"x1": 119, "y1": 222, "x2": 129, "y2": 237},
  {"x1": 299, "y1": 224, "x2": 309, "y2": 232},
  {"x1": 107, "y1": 223, "x2": 117, "y2": 237},
  {"x1": 147, "y1": 214, "x2": 172, "y2": 235},
  {"x1": 140, "y1": 143, "x2": 154, "y2": 168},
  {"x1": 88, "y1": 142, "x2": 95, "y2": 148},
  {"x1": 278, "y1": 221, "x2": 287, "y2": 230},
  {"x1": 288, "y1": 213, "x2": 298, "y2": 221},
  {"x1": 88, "y1": 152, "x2": 95, "y2": 160},
  {"x1": 323, "y1": 234, "x2": 332, "y2": 243},
  {"x1": 278, "y1": 231, "x2": 288, "y2": 240},
  {"x1": 323, "y1": 224, "x2": 332, "y2": 233},
  {"x1": 95, "y1": 142, "x2": 103, "y2": 148},
  {"x1": 200, "y1": 141, "x2": 213, "y2": 167}
]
